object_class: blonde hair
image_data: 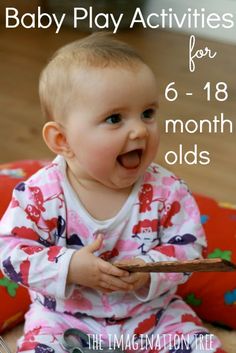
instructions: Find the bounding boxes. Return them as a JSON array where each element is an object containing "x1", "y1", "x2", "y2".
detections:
[{"x1": 39, "y1": 32, "x2": 145, "y2": 121}]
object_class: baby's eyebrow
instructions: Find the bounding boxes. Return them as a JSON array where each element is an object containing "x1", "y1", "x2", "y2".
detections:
[
  {"x1": 146, "y1": 101, "x2": 159, "y2": 109},
  {"x1": 100, "y1": 107, "x2": 125, "y2": 118},
  {"x1": 98, "y1": 101, "x2": 159, "y2": 119}
]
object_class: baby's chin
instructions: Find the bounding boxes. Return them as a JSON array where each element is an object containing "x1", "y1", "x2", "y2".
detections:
[
  {"x1": 106, "y1": 161, "x2": 151, "y2": 190},
  {"x1": 104, "y1": 174, "x2": 142, "y2": 191}
]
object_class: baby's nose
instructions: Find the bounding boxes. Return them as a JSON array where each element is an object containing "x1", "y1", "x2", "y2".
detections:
[{"x1": 129, "y1": 121, "x2": 149, "y2": 140}]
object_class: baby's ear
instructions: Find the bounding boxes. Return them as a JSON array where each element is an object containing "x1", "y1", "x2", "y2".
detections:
[{"x1": 42, "y1": 121, "x2": 74, "y2": 158}]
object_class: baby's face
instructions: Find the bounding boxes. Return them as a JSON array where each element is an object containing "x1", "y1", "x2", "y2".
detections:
[{"x1": 64, "y1": 63, "x2": 159, "y2": 189}]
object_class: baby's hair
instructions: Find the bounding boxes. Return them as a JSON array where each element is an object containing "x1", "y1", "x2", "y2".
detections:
[{"x1": 39, "y1": 32, "x2": 146, "y2": 122}]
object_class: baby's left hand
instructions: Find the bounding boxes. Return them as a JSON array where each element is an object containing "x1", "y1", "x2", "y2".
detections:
[{"x1": 114, "y1": 258, "x2": 150, "y2": 292}]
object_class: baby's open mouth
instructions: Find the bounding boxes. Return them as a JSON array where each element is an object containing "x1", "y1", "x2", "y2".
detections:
[{"x1": 117, "y1": 149, "x2": 143, "y2": 169}]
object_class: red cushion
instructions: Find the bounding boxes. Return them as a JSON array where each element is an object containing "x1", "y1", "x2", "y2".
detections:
[{"x1": 177, "y1": 194, "x2": 236, "y2": 329}]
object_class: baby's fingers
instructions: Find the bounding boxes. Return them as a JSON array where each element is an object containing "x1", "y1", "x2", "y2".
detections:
[
  {"x1": 98, "y1": 258, "x2": 129, "y2": 278},
  {"x1": 101, "y1": 274, "x2": 133, "y2": 291},
  {"x1": 121, "y1": 273, "x2": 139, "y2": 284},
  {"x1": 95, "y1": 286, "x2": 114, "y2": 294}
]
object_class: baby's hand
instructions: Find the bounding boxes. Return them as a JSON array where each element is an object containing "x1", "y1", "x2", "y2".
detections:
[
  {"x1": 114, "y1": 258, "x2": 150, "y2": 292},
  {"x1": 67, "y1": 234, "x2": 132, "y2": 293}
]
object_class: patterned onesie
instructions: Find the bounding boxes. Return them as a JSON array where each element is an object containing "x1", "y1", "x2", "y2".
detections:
[{"x1": 0, "y1": 156, "x2": 225, "y2": 353}]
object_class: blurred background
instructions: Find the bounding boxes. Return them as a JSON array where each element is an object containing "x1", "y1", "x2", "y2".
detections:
[{"x1": 0, "y1": 0, "x2": 235, "y2": 203}]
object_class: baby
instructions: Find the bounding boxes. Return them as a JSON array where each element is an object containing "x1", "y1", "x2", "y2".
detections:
[{"x1": 0, "y1": 33, "x2": 225, "y2": 353}]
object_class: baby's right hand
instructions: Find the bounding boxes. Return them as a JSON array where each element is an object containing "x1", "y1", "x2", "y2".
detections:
[{"x1": 67, "y1": 234, "x2": 132, "y2": 293}]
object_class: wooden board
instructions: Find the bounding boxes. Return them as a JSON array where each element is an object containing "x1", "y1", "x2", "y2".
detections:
[{"x1": 115, "y1": 258, "x2": 236, "y2": 273}]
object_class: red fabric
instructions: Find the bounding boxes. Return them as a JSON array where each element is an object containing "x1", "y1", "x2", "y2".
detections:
[
  {"x1": 177, "y1": 194, "x2": 236, "y2": 329},
  {"x1": 0, "y1": 161, "x2": 235, "y2": 331},
  {"x1": 0, "y1": 272, "x2": 30, "y2": 332}
]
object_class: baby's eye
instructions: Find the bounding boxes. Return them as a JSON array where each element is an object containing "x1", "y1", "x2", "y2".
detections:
[
  {"x1": 142, "y1": 109, "x2": 155, "y2": 120},
  {"x1": 105, "y1": 114, "x2": 122, "y2": 125}
]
